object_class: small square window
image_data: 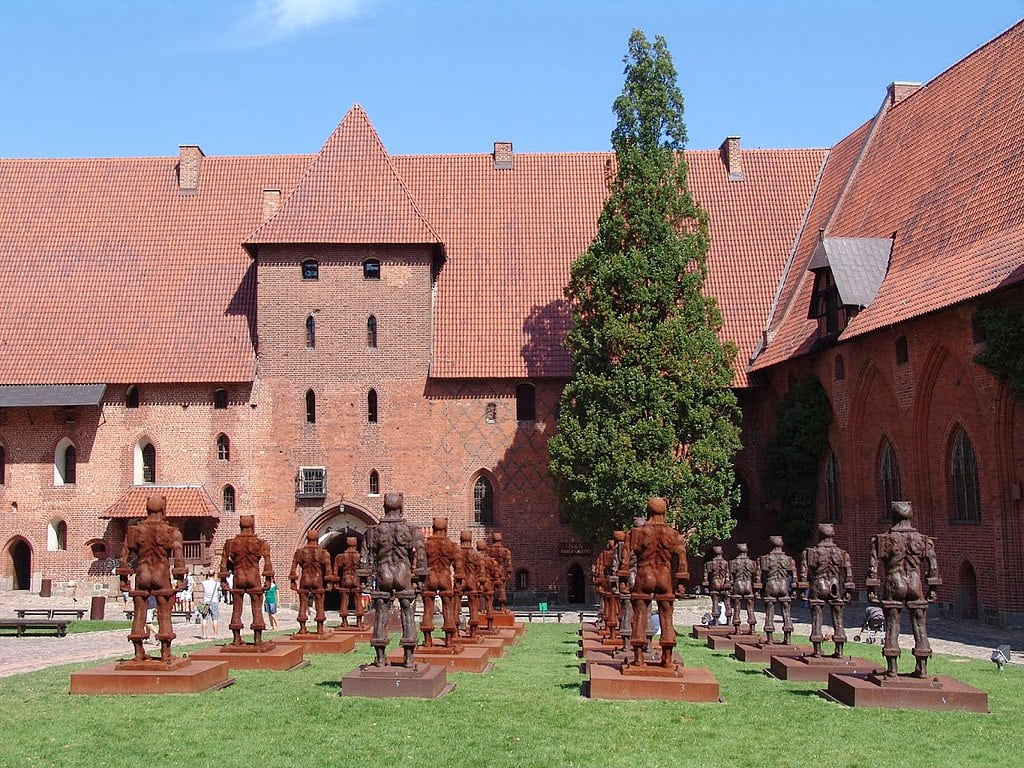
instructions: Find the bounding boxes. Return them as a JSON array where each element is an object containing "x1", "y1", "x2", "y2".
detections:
[
  {"x1": 297, "y1": 467, "x2": 326, "y2": 498},
  {"x1": 363, "y1": 259, "x2": 380, "y2": 280},
  {"x1": 302, "y1": 260, "x2": 319, "y2": 280}
]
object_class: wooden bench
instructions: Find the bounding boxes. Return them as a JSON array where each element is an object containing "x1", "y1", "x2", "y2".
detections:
[
  {"x1": 15, "y1": 608, "x2": 86, "y2": 620},
  {"x1": 124, "y1": 610, "x2": 193, "y2": 621},
  {"x1": 0, "y1": 619, "x2": 70, "y2": 637},
  {"x1": 514, "y1": 611, "x2": 565, "y2": 623}
]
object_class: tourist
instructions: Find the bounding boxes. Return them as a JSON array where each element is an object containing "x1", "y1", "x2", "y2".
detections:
[
  {"x1": 265, "y1": 576, "x2": 279, "y2": 630},
  {"x1": 144, "y1": 594, "x2": 158, "y2": 645},
  {"x1": 200, "y1": 571, "x2": 221, "y2": 638}
]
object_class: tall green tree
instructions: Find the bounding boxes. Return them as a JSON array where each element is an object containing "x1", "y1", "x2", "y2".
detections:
[{"x1": 548, "y1": 30, "x2": 741, "y2": 549}]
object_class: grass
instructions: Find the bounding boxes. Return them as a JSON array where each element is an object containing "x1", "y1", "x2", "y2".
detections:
[
  {"x1": 0, "y1": 624, "x2": 1019, "y2": 768},
  {"x1": 65, "y1": 620, "x2": 132, "y2": 635}
]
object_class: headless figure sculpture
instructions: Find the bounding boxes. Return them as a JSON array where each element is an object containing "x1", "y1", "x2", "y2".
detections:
[
  {"x1": 487, "y1": 532, "x2": 513, "y2": 612},
  {"x1": 702, "y1": 545, "x2": 732, "y2": 625},
  {"x1": 757, "y1": 536, "x2": 797, "y2": 645},
  {"x1": 289, "y1": 530, "x2": 331, "y2": 635},
  {"x1": 476, "y1": 540, "x2": 500, "y2": 631},
  {"x1": 420, "y1": 518, "x2": 462, "y2": 648},
  {"x1": 219, "y1": 514, "x2": 273, "y2": 647},
  {"x1": 866, "y1": 501, "x2": 941, "y2": 677},
  {"x1": 457, "y1": 531, "x2": 484, "y2": 640},
  {"x1": 627, "y1": 497, "x2": 689, "y2": 668},
  {"x1": 365, "y1": 492, "x2": 426, "y2": 667},
  {"x1": 594, "y1": 539, "x2": 616, "y2": 637},
  {"x1": 117, "y1": 495, "x2": 185, "y2": 663},
  {"x1": 730, "y1": 543, "x2": 757, "y2": 635},
  {"x1": 333, "y1": 536, "x2": 367, "y2": 628},
  {"x1": 799, "y1": 522, "x2": 854, "y2": 658}
]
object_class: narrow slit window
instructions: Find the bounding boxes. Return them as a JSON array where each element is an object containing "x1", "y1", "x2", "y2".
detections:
[
  {"x1": 367, "y1": 389, "x2": 378, "y2": 423},
  {"x1": 305, "y1": 390, "x2": 316, "y2": 424},
  {"x1": 367, "y1": 315, "x2": 377, "y2": 348},
  {"x1": 305, "y1": 315, "x2": 316, "y2": 348},
  {"x1": 369, "y1": 470, "x2": 380, "y2": 496}
]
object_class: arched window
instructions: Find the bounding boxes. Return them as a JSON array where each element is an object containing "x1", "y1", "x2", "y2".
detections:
[
  {"x1": 302, "y1": 259, "x2": 319, "y2": 280},
  {"x1": 473, "y1": 475, "x2": 495, "y2": 524},
  {"x1": 369, "y1": 470, "x2": 380, "y2": 496},
  {"x1": 485, "y1": 402, "x2": 497, "y2": 424},
  {"x1": 305, "y1": 315, "x2": 316, "y2": 348},
  {"x1": 54, "y1": 438, "x2": 77, "y2": 486},
  {"x1": 515, "y1": 382, "x2": 536, "y2": 422},
  {"x1": 824, "y1": 450, "x2": 841, "y2": 522},
  {"x1": 223, "y1": 485, "x2": 236, "y2": 514},
  {"x1": 0, "y1": 444, "x2": 5, "y2": 485},
  {"x1": 48, "y1": 519, "x2": 68, "y2": 551},
  {"x1": 515, "y1": 568, "x2": 529, "y2": 591},
  {"x1": 217, "y1": 434, "x2": 230, "y2": 461},
  {"x1": 126, "y1": 385, "x2": 139, "y2": 409},
  {"x1": 305, "y1": 389, "x2": 316, "y2": 424},
  {"x1": 834, "y1": 355, "x2": 845, "y2": 381},
  {"x1": 880, "y1": 439, "x2": 902, "y2": 519},
  {"x1": 367, "y1": 389, "x2": 378, "y2": 423},
  {"x1": 363, "y1": 258, "x2": 380, "y2": 280},
  {"x1": 367, "y1": 315, "x2": 378, "y2": 348},
  {"x1": 213, "y1": 388, "x2": 228, "y2": 409},
  {"x1": 732, "y1": 474, "x2": 750, "y2": 521},
  {"x1": 141, "y1": 442, "x2": 156, "y2": 484},
  {"x1": 951, "y1": 427, "x2": 981, "y2": 522}
]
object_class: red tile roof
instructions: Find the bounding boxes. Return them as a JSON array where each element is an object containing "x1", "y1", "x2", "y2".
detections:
[
  {"x1": 101, "y1": 485, "x2": 221, "y2": 519},
  {"x1": 753, "y1": 19, "x2": 1024, "y2": 370},
  {"x1": 0, "y1": 154, "x2": 308, "y2": 384},
  {"x1": 248, "y1": 105, "x2": 442, "y2": 246}
]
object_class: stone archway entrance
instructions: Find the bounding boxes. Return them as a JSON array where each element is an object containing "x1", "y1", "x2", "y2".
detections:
[
  {"x1": 567, "y1": 562, "x2": 586, "y2": 604},
  {"x1": 955, "y1": 560, "x2": 979, "y2": 619},
  {"x1": 4, "y1": 538, "x2": 32, "y2": 590},
  {"x1": 305, "y1": 503, "x2": 378, "y2": 611}
]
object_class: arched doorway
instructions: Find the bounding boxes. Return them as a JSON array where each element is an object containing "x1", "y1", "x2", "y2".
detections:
[
  {"x1": 5, "y1": 538, "x2": 32, "y2": 590},
  {"x1": 305, "y1": 503, "x2": 377, "y2": 611},
  {"x1": 955, "y1": 560, "x2": 979, "y2": 619},
  {"x1": 567, "y1": 562, "x2": 586, "y2": 604}
]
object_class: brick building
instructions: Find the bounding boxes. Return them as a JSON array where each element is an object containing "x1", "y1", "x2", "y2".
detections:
[{"x1": 1, "y1": 22, "x2": 1023, "y2": 622}]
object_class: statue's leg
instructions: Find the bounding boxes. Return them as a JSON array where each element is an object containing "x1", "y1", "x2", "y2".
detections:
[
  {"x1": 618, "y1": 591, "x2": 633, "y2": 653},
  {"x1": 710, "y1": 594, "x2": 720, "y2": 624},
  {"x1": 762, "y1": 597, "x2": 777, "y2": 643},
  {"x1": 656, "y1": 595, "x2": 675, "y2": 667},
  {"x1": 420, "y1": 589, "x2": 436, "y2": 646},
  {"x1": 296, "y1": 589, "x2": 309, "y2": 634},
  {"x1": 440, "y1": 590, "x2": 458, "y2": 647},
  {"x1": 314, "y1": 590, "x2": 327, "y2": 633},
  {"x1": 630, "y1": 595, "x2": 650, "y2": 665},
  {"x1": 129, "y1": 592, "x2": 149, "y2": 660},
  {"x1": 780, "y1": 597, "x2": 793, "y2": 644},
  {"x1": 354, "y1": 591, "x2": 366, "y2": 628},
  {"x1": 882, "y1": 605, "x2": 902, "y2": 676},
  {"x1": 808, "y1": 600, "x2": 825, "y2": 657},
  {"x1": 829, "y1": 601, "x2": 847, "y2": 657},
  {"x1": 398, "y1": 592, "x2": 418, "y2": 666},
  {"x1": 251, "y1": 590, "x2": 266, "y2": 646},
  {"x1": 466, "y1": 590, "x2": 480, "y2": 639},
  {"x1": 909, "y1": 601, "x2": 932, "y2": 678},
  {"x1": 155, "y1": 591, "x2": 177, "y2": 663},
  {"x1": 731, "y1": 595, "x2": 742, "y2": 633},
  {"x1": 745, "y1": 595, "x2": 757, "y2": 633},
  {"x1": 371, "y1": 594, "x2": 390, "y2": 666},
  {"x1": 228, "y1": 589, "x2": 245, "y2": 645}
]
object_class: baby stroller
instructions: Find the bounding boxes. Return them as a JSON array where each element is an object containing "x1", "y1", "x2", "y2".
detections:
[{"x1": 853, "y1": 605, "x2": 884, "y2": 643}]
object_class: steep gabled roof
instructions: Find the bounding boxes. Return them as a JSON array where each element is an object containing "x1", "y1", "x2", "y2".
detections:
[
  {"x1": 807, "y1": 236, "x2": 893, "y2": 309},
  {"x1": 248, "y1": 105, "x2": 441, "y2": 247},
  {"x1": 754, "y1": 19, "x2": 1024, "y2": 370}
]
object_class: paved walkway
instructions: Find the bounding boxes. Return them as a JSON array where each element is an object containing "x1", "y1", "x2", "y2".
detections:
[{"x1": 0, "y1": 592, "x2": 1020, "y2": 679}]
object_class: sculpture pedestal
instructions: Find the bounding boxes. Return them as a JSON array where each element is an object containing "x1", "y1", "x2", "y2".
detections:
[
  {"x1": 189, "y1": 642, "x2": 308, "y2": 671},
  {"x1": 824, "y1": 672, "x2": 988, "y2": 712},
  {"x1": 328, "y1": 624, "x2": 373, "y2": 643},
  {"x1": 281, "y1": 631, "x2": 356, "y2": 655},
  {"x1": 341, "y1": 662, "x2": 454, "y2": 699},
  {"x1": 690, "y1": 624, "x2": 733, "y2": 640},
  {"x1": 586, "y1": 660, "x2": 719, "y2": 702},
  {"x1": 457, "y1": 636, "x2": 506, "y2": 658},
  {"x1": 479, "y1": 627, "x2": 518, "y2": 646},
  {"x1": 70, "y1": 659, "x2": 234, "y2": 695},
  {"x1": 579, "y1": 636, "x2": 624, "y2": 656},
  {"x1": 707, "y1": 631, "x2": 756, "y2": 651},
  {"x1": 733, "y1": 642, "x2": 813, "y2": 664},
  {"x1": 491, "y1": 612, "x2": 525, "y2": 636},
  {"x1": 768, "y1": 654, "x2": 883, "y2": 681},
  {"x1": 388, "y1": 644, "x2": 493, "y2": 673}
]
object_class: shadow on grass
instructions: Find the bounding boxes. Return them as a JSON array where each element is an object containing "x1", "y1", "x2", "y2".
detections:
[
  {"x1": 316, "y1": 680, "x2": 342, "y2": 689},
  {"x1": 732, "y1": 668, "x2": 766, "y2": 676}
]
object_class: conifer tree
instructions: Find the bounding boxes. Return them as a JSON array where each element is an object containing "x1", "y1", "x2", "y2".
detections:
[{"x1": 548, "y1": 30, "x2": 741, "y2": 548}]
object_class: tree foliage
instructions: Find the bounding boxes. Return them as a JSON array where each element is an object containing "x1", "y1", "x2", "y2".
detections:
[
  {"x1": 973, "y1": 306, "x2": 1024, "y2": 400},
  {"x1": 764, "y1": 376, "x2": 831, "y2": 552},
  {"x1": 548, "y1": 30, "x2": 741, "y2": 550}
]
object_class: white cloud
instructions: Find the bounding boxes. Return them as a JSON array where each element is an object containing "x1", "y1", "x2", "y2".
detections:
[{"x1": 230, "y1": 0, "x2": 372, "y2": 46}]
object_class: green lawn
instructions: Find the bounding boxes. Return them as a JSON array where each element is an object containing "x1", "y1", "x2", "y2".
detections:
[
  {"x1": 0, "y1": 624, "x2": 1018, "y2": 768},
  {"x1": 65, "y1": 620, "x2": 132, "y2": 634}
]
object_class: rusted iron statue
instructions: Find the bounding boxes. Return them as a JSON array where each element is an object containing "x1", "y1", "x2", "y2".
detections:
[
  {"x1": 611, "y1": 528, "x2": 633, "y2": 652},
  {"x1": 593, "y1": 538, "x2": 617, "y2": 636},
  {"x1": 866, "y1": 501, "x2": 941, "y2": 677},
  {"x1": 289, "y1": 530, "x2": 332, "y2": 635},
  {"x1": 756, "y1": 536, "x2": 798, "y2": 645},
  {"x1": 219, "y1": 514, "x2": 274, "y2": 647},
  {"x1": 420, "y1": 518, "x2": 462, "y2": 648},
  {"x1": 702, "y1": 545, "x2": 731, "y2": 625},
  {"x1": 729, "y1": 543, "x2": 757, "y2": 635},
  {"x1": 487, "y1": 532, "x2": 513, "y2": 611},
  {"x1": 476, "y1": 540, "x2": 501, "y2": 631},
  {"x1": 365, "y1": 492, "x2": 426, "y2": 666},
  {"x1": 456, "y1": 530, "x2": 484, "y2": 640},
  {"x1": 333, "y1": 536, "x2": 367, "y2": 628},
  {"x1": 116, "y1": 495, "x2": 186, "y2": 663},
  {"x1": 627, "y1": 497, "x2": 689, "y2": 668},
  {"x1": 799, "y1": 523, "x2": 854, "y2": 658}
]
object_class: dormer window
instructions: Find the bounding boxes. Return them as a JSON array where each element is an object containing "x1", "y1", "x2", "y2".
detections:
[
  {"x1": 807, "y1": 233, "x2": 893, "y2": 343},
  {"x1": 363, "y1": 258, "x2": 380, "y2": 280}
]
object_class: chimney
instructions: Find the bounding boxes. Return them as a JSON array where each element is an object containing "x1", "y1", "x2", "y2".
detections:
[
  {"x1": 493, "y1": 141, "x2": 513, "y2": 170},
  {"x1": 262, "y1": 188, "x2": 282, "y2": 222},
  {"x1": 719, "y1": 136, "x2": 743, "y2": 181},
  {"x1": 178, "y1": 144, "x2": 204, "y2": 193},
  {"x1": 887, "y1": 81, "x2": 922, "y2": 107}
]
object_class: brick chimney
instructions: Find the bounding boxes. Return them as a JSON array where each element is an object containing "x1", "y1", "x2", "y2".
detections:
[
  {"x1": 493, "y1": 141, "x2": 513, "y2": 170},
  {"x1": 719, "y1": 136, "x2": 744, "y2": 181},
  {"x1": 262, "y1": 188, "x2": 282, "y2": 222},
  {"x1": 887, "y1": 81, "x2": 922, "y2": 107},
  {"x1": 178, "y1": 145, "x2": 204, "y2": 193}
]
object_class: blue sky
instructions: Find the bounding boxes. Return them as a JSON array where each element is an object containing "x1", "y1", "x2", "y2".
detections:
[{"x1": 2, "y1": 1, "x2": 1021, "y2": 158}]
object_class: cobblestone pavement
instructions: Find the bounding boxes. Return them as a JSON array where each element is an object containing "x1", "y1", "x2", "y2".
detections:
[{"x1": 0, "y1": 592, "x2": 1020, "y2": 679}]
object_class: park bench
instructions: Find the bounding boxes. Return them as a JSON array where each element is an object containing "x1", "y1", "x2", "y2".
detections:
[
  {"x1": 15, "y1": 608, "x2": 86, "y2": 620},
  {"x1": 124, "y1": 610, "x2": 193, "y2": 621},
  {"x1": 514, "y1": 611, "x2": 565, "y2": 623},
  {"x1": 0, "y1": 619, "x2": 70, "y2": 637}
]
